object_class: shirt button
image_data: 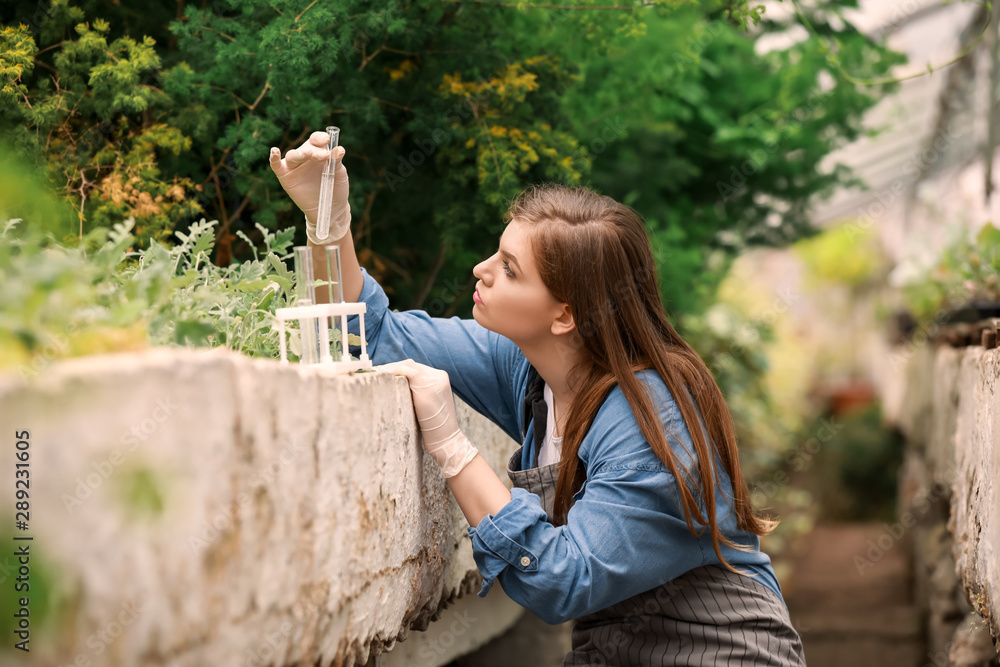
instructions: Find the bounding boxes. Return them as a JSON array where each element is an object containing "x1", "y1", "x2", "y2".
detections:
[{"x1": 520, "y1": 556, "x2": 531, "y2": 567}]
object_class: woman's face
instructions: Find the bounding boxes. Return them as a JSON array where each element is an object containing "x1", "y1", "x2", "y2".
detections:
[{"x1": 472, "y1": 219, "x2": 571, "y2": 346}]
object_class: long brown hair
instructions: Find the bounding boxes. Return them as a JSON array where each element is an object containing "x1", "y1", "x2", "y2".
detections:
[{"x1": 506, "y1": 183, "x2": 776, "y2": 572}]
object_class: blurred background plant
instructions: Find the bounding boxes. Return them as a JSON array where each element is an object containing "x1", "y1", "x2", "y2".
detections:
[
  {"x1": 807, "y1": 403, "x2": 906, "y2": 523},
  {"x1": 892, "y1": 222, "x2": 1000, "y2": 320},
  {"x1": 795, "y1": 223, "x2": 890, "y2": 292},
  {"x1": 0, "y1": 208, "x2": 303, "y2": 375}
]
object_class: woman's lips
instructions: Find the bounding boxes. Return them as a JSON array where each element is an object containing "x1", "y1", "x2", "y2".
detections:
[{"x1": 473, "y1": 289, "x2": 483, "y2": 305}]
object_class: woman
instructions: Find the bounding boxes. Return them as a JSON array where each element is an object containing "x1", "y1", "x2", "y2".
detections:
[{"x1": 270, "y1": 132, "x2": 807, "y2": 666}]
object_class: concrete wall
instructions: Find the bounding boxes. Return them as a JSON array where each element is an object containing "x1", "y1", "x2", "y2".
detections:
[
  {"x1": 0, "y1": 348, "x2": 570, "y2": 667},
  {"x1": 886, "y1": 342, "x2": 1000, "y2": 664}
]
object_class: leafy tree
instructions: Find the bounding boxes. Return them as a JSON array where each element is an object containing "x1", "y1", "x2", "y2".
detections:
[
  {"x1": 2, "y1": 0, "x2": 904, "y2": 318},
  {"x1": 0, "y1": 4, "x2": 201, "y2": 244},
  {"x1": 542, "y1": 1, "x2": 905, "y2": 314}
]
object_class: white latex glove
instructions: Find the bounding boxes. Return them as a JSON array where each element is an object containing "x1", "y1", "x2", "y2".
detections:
[
  {"x1": 269, "y1": 131, "x2": 352, "y2": 244},
  {"x1": 377, "y1": 359, "x2": 479, "y2": 478}
]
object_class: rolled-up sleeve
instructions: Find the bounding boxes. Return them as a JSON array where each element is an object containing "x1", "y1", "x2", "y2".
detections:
[
  {"x1": 345, "y1": 266, "x2": 527, "y2": 442},
  {"x1": 345, "y1": 266, "x2": 392, "y2": 346}
]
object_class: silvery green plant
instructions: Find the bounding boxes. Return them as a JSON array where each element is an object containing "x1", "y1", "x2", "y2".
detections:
[{"x1": 1, "y1": 217, "x2": 359, "y2": 374}]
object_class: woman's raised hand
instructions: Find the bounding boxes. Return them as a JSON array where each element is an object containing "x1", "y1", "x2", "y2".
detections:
[{"x1": 269, "y1": 131, "x2": 351, "y2": 244}]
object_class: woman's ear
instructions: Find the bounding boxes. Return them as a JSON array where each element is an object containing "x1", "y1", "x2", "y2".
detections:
[{"x1": 551, "y1": 303, "x2": 577, "y2": 336}]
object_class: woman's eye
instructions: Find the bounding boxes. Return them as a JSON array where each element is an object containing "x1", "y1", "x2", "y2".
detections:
[{"x1": 502, "y1": 260, "x2": 514, "y2": 277}]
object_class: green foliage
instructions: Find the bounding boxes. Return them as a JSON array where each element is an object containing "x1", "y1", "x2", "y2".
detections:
[
  {"x1": 0, "y1": 22, "x2": 36, "y2": 104},
  {"x1": 679, "y1": 297, "x2": 787, "y2": 473},
  {"x1": 0, "y1": 8, "x2": 201, "y2": 245},
  {"x1": 434, "y1": 58, "x2": 591, "y2": 209},
  {"x1": 557, "y1": 2, "x2": 904, "y2": 313},
  {"x1": 0, "y1": 140, "x2": 74, "y2": 234},
  {"x1": 0, "y1": 211, "x2": 310, "y2": 373},
  {"x1": 794, "y1": 223, "x2": 888, "y2": 290},
  {"x1": 3, "y1": 0, "x2": 905, "y2": 319},
  {"x1": 898, "y1": 223, "x2": 1000, "y2": 319},
  {"x1": 0, "y1": 219, "x2": 140, "y2": 370}
]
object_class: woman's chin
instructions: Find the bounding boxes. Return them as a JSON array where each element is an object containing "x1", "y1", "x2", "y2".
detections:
[{"x1": 472, "y1": 308, "x2": 495, "y2": 333}]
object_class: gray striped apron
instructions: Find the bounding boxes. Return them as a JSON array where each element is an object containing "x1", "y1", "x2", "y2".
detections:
[{"x1": 510, "y1": 367, "x2": 807, "y2": 666}]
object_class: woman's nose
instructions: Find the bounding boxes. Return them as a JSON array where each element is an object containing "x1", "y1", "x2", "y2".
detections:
[{"x1": 473, "y1": 261, "x2": 487, "y2": 282}]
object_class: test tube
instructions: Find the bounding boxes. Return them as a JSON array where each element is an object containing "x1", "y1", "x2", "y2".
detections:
[
  {"x1": 315, "y1": 126, "x2": 341, "y2": 242},
  {"x1": 293, "y1": 246, "x2": 319, "y2": 364},
  {"x1": 326, "y1": 245, "x2": 344, "y2": 303},
  {"x1": 326, "y1": 245, "x2": 349, "y2": 361}
]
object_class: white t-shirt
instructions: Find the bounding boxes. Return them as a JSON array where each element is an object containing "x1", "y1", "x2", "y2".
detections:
[{"x1": 538, "y1": 383, "x2": 563, "y2": 467}]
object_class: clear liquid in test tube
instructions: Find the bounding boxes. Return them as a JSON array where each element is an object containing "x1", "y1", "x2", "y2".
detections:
[
  {"x1": 326, "y1": 245, "x2": 348, "y2": 361},
  {"x1": 316, "y1": 126, "x2": 341, "y2": 241},
  {"x1": 293, "y1": 246, "x2": 319, "y2": 364},
  {"x1": 325, "y1": 245, "x2": 343, "y2": 303}
]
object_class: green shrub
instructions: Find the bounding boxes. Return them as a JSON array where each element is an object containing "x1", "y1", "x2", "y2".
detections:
[
  {"x1": 0, "y1": 212, "x2": 306, "y2": 374},
  {"x1": 898, "y1": 223, "x2": 1000, "y2": 320}
]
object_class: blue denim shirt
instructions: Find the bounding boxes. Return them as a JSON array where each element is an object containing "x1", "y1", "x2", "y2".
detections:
[{"x1": 347, "y1": 267, "x2": 784, "y2": 625}]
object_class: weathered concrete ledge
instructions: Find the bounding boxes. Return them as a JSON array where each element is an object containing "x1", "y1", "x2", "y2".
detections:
[
  {"x1": 887, "y1": 343, "x2": 1000, "y2": 662},
  {"x1": 0, "y1": 348, "x2": 529, "y2": 666}
]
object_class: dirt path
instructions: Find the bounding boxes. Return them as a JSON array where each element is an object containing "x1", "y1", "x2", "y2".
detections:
[{"x1": 782, "y1": 523, "x2": 924, "y2": 666}]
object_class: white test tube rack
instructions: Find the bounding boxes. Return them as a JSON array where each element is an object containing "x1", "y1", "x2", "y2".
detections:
[
  {"x1": 276, "y1": 245, "x2": 372, "y2": 372},
  {"x1": 275, "y1": 301, "x2": 371, "y2": 371}
]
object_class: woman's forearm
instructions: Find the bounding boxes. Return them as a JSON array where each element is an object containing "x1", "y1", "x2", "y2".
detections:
[
  {"x1": 446, "y1": 454, "x2": 513, "y2": 528},
  {"x1": 309, "y1": 227, "x2": 363, "y2": 304}
]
